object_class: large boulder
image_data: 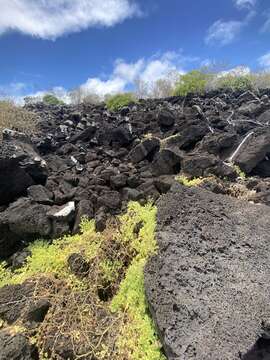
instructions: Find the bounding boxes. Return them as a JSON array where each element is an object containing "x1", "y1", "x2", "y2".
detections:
[
  {"x1": 0, "y1": 331, "x2": 38, "y2": 360},
  {"x1": 199, "y1": 132, "x2": 238, "y2": 157},
  {"x1": 257, "y1": 109, "x2": 270, "y2": 124},
  {"x1": 152, "y1": 149, "x2": 182, "y2": 176},
  {"x1": 182, "y1": 153, "x2": 237, "y2": 179},
  {"x1": 0, "y1": 198, "x2": 51, "y2": 259},
  {"x1": 98, "y1": 191, "x2": 122, "y2": 210},
  {"x1": 181, "y1": 153, "x2": 218, "y2": 177},
  {"x1": 179, "y1": 123, "x2": 209, "y2": 150},
  {"x1": 70, "y1": 125, "x2": 96, "y2": 143},
  {"x1": 157, "y1": 109, "x2": 175, "y2": 128},
  {"x1": 232, "y1": 129, "x2": 270, "y2": 174},
  {"x1": 0, "y1": 133, "x2": 48, "y2": 205},
  {"x1": 145, "y1": 183, "x2": 270, "y2": 359},
  {"x1": 129, "y1": 137, "x2": 160, "y2": 163}
]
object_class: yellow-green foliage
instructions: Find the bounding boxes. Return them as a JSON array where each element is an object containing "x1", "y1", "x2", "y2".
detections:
[
  {"x1": 215, "y1": 74, "x2": 254, "y2": 92},
  {"x1": 0, "y1": 202, "x2": 164, "y2": 360},
  {"x1": 176, "y1": 175, "x2": 204, "y2": 187},
  {"x1": 100, "y1": 259, "x2": 123, "y2": 283},
  {"x1": 42, "y1": 94, "x2": 64, "y2": 105},
  {"x1": 0, "y1": 219, "x2": 98, "y2": 288},
  {"x1": 119, "y1": 202, "x2": 158, "y2": 258},
  {"x1": 106, "y1": 92, "x2": 137, "y2": 112},
  {"x1": 173, "y1": 70, "x2": 210, "y2": 96},
  {"x1": 111, "y1": 202, "x2": 165, "y2": 360},
  {"x1": 111, "y1": 260, "x2": 165, "y2": 360},
  {"x1": 233, "y1": 164, "x2": 246, "y2": 179}
]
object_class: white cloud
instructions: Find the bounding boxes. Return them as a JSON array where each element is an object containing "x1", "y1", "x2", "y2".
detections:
[
  {"x1": 0, "y1": 0, "x2": 140, "y2": 39},
  {"x1": 205, "y1": 10, "x2": 255, "y2": 46},
  {"x1": 113, "y1": 59, "x2": 144, "y2": 82},
  {"x1": 261, "y1": 11, "x2": 270, "y2": 33},
  {"x1": 140, "y1": 52, "x2": 185, "y2": 83},
  {"x1": 233, "y1": 0, "x2": 256, "y2": 9},
  {"x1": 80, "y1": 51, "x2": 189, "y2": 98},
  {"x1": 258, "y1": 52, "x2": 270, "y2": 69},
  {"x1": 205, "y1": 19, "x2": 244, "y2": 45},
  {"x1": 81, "y1": 77, "x2": 126, "y2": 97}
]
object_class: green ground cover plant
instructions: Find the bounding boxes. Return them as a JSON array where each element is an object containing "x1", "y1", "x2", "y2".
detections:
[{"x1": 0, "y1": 202, "x2": 165, "y2": 360}]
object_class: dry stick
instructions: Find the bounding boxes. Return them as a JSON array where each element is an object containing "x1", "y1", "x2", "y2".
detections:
[{"x1": 229, "y1": 131, "x2": 255, "y2": 163}]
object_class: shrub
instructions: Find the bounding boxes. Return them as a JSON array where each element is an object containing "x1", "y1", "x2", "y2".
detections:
[
  {"x1": 135, "y1": 70, "x2": 180, "y2": 99},
  {"x1": 42, "y1": 94, "x2": 64, "y2": 105},
  {"x1": 232, "y1": 165, "x2": 246, "y2": 179},
  {"x1": 173, "y1": 70, "x2": 210, "y2": 96},
  {"x1": 106, "y1": 93, "x2": 137, "y2": 112},
  {"x1": 176, "y1": 175, "x2": 205, "y2": 187},
  {"x1": 0, "y1": 100, "x2": 37, "y2": 141},
  {"x1": 213, "y1": 74, "x2": 254, "y2": 92},
  {"x1": 250, "y1": 71, "x2": 270, "y2": 90}
]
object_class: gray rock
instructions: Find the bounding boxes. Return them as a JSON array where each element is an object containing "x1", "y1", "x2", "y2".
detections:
[
  {"x1": 238, "y1": 102, "x2": 262, "y2": 116},
  {"x1": 233, "y1": 129, "x2": 270, "y2": 174},
  {"x1": 0, "y1": 137, "x2": 48, "y2": 205},
  {"x1": 7, "y1": 249, "x2": 31, "y2": 270},
  {"x1": 70, "y1": 125, "x2": 96, "y2": 143},
  {"x1": 98, "y1": 191, "x2": 121, "y2": 210},
  {"x1": 122, "y1": 187, "x2": 142, "y2": 201},
  {"x1": 129, "y1": 137, "x2": 160, "y2": 163},
  {"x1": 95, "y1": 211, "x2": 107, "y2": 232},
  {"x1": 47, "y1": 202, "x2": 75, "y2": 237},
  {"x1": 27, "y1": 185, "x2": 53, "y2": 204},
  {"x1": 110, "y1": 174, "x2": 128, "y2": 189},
  {"x1": 73, "y1": 200, "x2": 94, "y2": 233},
  {"x1": 181, "y1": 153, "x2": 218, "y2": 177},
  {"x1": 157, "y1": 109, "x2": 175, "y2": 127},
  {"x1": 0, "y1": 198, "x2": 51, "y2": 259},
  {"x1": 237, "y1": 91, "x2": 260, "y2": 105},
  {"x1": 0, "y1": 331, "x2": 38, "y2": 360},
  {"x1": 152, "y1": 149, "x2": 182, "y2": 176},
  {"x1": 145, "y1": 183, "x2": 270, "y2": 360}
]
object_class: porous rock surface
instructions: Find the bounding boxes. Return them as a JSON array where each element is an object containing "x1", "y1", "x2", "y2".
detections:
[{"x1": 145, "y1": 182, "x2": 270, "y2": 359}]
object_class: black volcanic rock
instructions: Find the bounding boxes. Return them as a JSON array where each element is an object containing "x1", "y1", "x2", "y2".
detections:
[
  {"x1": 0, "y1": 90, "x2": 269, "y2": 261},
  {"x1": 0, "y1": 137, "x2": 47, "y2": 206},
  {"x1": 145, "y1": 183, "x2": 270, "y2": 360},
  {"x1": 233, "y1": 129, "x2": 270, "y2": 174},
  {"x1": 129, "y1": 137, "x2": 160, "y2": 163},
  {"x1": 0, "y1": 331, "x2": 38, "y2": 360}
]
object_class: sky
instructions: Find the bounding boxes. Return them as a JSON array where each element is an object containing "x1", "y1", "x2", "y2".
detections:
[{"x1": 0, "y1": 0, "x2": 270, "y2": 101}]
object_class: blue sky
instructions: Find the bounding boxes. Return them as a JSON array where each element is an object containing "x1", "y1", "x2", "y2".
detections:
[{"x1": 0, "y1": 0, "x2": 270, "y2": 100}]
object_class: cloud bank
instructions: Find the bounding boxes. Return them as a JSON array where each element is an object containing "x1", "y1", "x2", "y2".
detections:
[
  {"x1": 0, "y1": 0, "x2": 140, "y2": 39},
  {"x1": 2, "y1": 51, "x2": 196, "y2": 103},
  {"x1": 80, "y1": 51, "x2": 189, "y2": 97}
]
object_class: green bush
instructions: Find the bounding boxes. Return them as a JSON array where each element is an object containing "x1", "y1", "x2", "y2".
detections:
[
  {"x1": 106, "y1": 93, "x2": 136, "y2": 112},
  {"x1": 42, "y1": 94, "x2": 64, "y2": 105},
  {"x1": 173, "y1": 70, "x2": 210, "y2": 96},
  {"x1": 214, "y1": 74, "x2": 254, "y2": 92}
]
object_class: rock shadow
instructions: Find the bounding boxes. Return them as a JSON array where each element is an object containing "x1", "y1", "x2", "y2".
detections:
[{"x1": 242, "y1": 337, "x2": 270, "y2": 360}]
